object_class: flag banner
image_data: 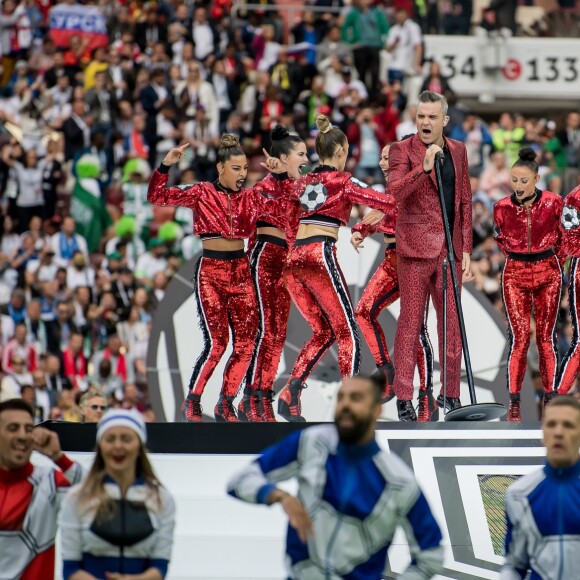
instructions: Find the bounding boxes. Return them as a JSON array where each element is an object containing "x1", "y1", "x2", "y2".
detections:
[{"x1": 49, "y1": 4, "x2": 108, "y2": 52}]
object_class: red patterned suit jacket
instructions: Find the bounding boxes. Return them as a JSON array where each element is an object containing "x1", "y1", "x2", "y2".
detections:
[{"x1": 388, "y1": 134, "x2": 473, "y2": 260}]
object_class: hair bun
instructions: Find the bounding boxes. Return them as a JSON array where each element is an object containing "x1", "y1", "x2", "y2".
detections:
[
  {"x1": 315, "y1": 114, "x2": 332, "y2": 134},
  {"x1": 271, "y1": 125, "x2": 290, "y2": 141},
  {"x1": 518, "y1": 146, "x2": 537, "y2": 162},
  {"x1": 219, "y1": 133, "x2": 240, "y2": 149}
]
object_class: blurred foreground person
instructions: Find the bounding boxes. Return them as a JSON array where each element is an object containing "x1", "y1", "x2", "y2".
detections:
[
  {"x1": 59, "y1": 409, "x2": 176, "y2": 580},
  {"x1": 502, "y1": 396, "x2": 580, "y2": 579},
  {"x1": 228, "y1": 375, "x2": 443, "y2": 579},
  {"x1": 0, "y1": 399, "x2": 83, "y2": 580}
]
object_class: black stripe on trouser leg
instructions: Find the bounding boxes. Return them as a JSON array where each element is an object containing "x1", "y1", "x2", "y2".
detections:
[
  {"x1": 420, "y1": 302, "x2": 434, "y2": 390},
  {"x1": 547, "y1": 258, "x2": 563, "y2": 392},
  {"x1": 188, "y1": 257, "x2": 211, "y2": 392},
  {"x1": 322, "y1": 240, "x2": 361, "y2": 376},
  {"x1": 558, "y1": 257, "x2": 579, "y2": 386},
  {"x1": 241, "y1": 239, "x2": 266, "y2": 392},
  {"x1": 368, "y1": 286, "x2": 398, "y2": 366},
  {"x1": 500, "y1": 261, "x2": 515, "y2": 392}
]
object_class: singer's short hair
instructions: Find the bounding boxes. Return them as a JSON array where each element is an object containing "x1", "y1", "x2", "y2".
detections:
[{"x1": 418, "y1": 91, "x2": 448, "y2": 116}]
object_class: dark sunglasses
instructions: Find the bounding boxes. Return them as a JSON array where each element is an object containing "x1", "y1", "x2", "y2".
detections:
[{"x1": 89, "y1": 405, "x2": 108, "y2": 411}]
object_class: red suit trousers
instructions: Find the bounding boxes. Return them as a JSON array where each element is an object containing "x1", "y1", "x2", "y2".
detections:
[
  {"x1": 394, "y1": 246, "x2": 462, "y2": 400},
  {"x1": 284, "y1": 236, "x2": 360, "y2": 382},
  {"x1": 355, "y1": 247, "x2": 433, "y2": 391},
  {"x1": 559, "y1": 257, "x2": 580, "y2": 394},
  {"x1": 245, "y1": 235, "x2": 291, "y2": 392},
  {"x1": 188, "y1": 249, "x2": 258, "y2": 399},
  {"x1": 502, "y1": 255, "x2": 562, "y2": 395}
]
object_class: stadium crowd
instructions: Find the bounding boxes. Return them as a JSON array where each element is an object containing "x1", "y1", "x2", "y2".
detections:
[{"x1": 0, "y1": 0, "x2": 579, "y2": 421}]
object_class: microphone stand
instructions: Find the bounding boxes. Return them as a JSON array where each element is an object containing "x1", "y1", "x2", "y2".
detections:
[{"x1": 433, "y1": 152, "x2": 506, "y2": 421}]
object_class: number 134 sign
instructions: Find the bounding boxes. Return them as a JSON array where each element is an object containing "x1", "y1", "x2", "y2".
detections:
[{"x1": 423, "y1": 35, "x2": 580, "y2": 100}]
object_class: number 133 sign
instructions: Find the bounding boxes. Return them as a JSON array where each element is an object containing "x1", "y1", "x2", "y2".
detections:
[{"x1": 423, "y1": 35, "x2": 580, "y2": 100}]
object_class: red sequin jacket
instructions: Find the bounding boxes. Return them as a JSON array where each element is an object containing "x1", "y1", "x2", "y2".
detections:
[
  {"x1": 147, "y1": 167, "x2": 286, "y2": 239},
  {"x1": 561, "y1": 184, "x2": 580, "y2": 257},
  {"x1": 351, "y1": 192, "x2": 396, "y2": 239},
  {"x1": 493, "y1": 189, "x2": 564, "y2": 259},
  {"x1": 284, "y1": 166, "x2": 396, "y2": 229}
]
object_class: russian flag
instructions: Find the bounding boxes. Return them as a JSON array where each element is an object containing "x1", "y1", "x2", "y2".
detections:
[{"x1": 49, "y1": 4, "x2": 108, "y2": 53}]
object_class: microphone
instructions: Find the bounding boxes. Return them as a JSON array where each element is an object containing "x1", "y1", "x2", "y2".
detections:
[{"x1": 435, "y1": 150, "x2": 445, "y2": 162}]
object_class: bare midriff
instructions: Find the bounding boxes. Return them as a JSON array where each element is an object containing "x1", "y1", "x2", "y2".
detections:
[
  {"x1": 202, "y1": 238, "x2": 245, "y2": 251},
  {"x1": 257, "y1": 225, "x2": 285, "y2": 239},
  {"x1": 296, "y1": 223, "x2": 339, "y2": 240}
]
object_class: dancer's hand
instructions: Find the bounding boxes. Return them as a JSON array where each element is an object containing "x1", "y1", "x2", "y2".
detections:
[
  {"x1": 351, "y1": 232, "x2": 364, "y2": 253},
  {"x1": 281, "y1": 495, "x2": 313, "y2": 543},
  {"x1": 260, "y1": 148, "x2": 284, "y2": 173},
  {"x1": 162, "y1": 143, "x2": 189, "y2": 166},
  {"x1": 362, "y1": 210, "x2": 384, "y2": 225}
]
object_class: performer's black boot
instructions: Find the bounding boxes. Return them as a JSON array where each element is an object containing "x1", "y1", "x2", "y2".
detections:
[
  {"x1": 508, "y1": 393, "x2": 521, "y2": 422},
  {"x1": 238, "y1": 388, "x2": 263, "y2": 422},
  {"x1": 397, "y1": 400, "x2": 417, "y2": 422},
  {"x1": 374, "y1": 361, "x2": 395, "y2": 403},
  {"x1": 260, "y1": 390, "x2": 277, "y2": 423},
  {"x1": 215, "y1": 394, "x2": 240, "y2": 422},
  {"x1": 278, "y1": 379, "x2": 306, "y2": 422},
  {"x1": 417, "y1": 389, "x2": 439, "y2": 422},
  {"x1": 182, "y1": 394, "x2": 203, "y2": 422},
  {"x1": 436, "y1": 394, "x2": 462, "y2": 412}
]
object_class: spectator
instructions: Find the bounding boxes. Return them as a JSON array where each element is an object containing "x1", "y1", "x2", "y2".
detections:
[
  {"x1": 58, "y1": 409, "x2": 176, "y2": 579},
  {"x1": 91, "y1": 333, "x2": 133, "y2": 388},
  {"x1": 441, "y1": 0, "x2": 472, "y2": 35},
  {"x1": 0, "y1": 399, "x2": 83, "y2": 579},
  {"x1": 191, "y1": 6, "x2": 216, "y2": 62},
  {"x1": 386, "y1": 8, "x2": 423, "y2": 87},
  {"x1": 341, "y1": 0, "x2": 389, "y2": 99},
  {"x1": 420, "y1": 60, "x2": 455, "y2": 101},
  {"x1": 2, "y1": 323, "x2": 37, "y2": 373},
  {"x1": 1, "y1": 147, "x2": 45, "y2": 233},
  {"x1": 47, "y1": 300, "x2": 79, "y2": 355},
  {"x1": 135, "y1": 238, "x2": 168, "y2": 284},
  {"x1": 61, "y1": 332, "x2": 87, "y2": 391},
  {"x1": 554, "y1": 111, "x2": 580, "y2": 194},
  {"x1": 44, "y1": 353, "x2": 73, "y2": 395},
  {"x1": 79, "y1": 389, "x2": 107, "y2": 422},
  {"x1": 183, "y1": 105, "x2": 219, "y2": 181},
  {"x1": 450, "y1": 113, "x2": 493, "y2": 177},
  {"x1": 492, "y1": 112, "x2": 525, "y2": 167},
  {"x1": 480, "y1": 151, "x2": 512, "y2": 203},
  {"x1": 23, "y1": 298, "x2": 49, "y2": 354},
  {"x1": 2, "y1": 287, "x2": 26, "y2": 324},
  {"x1": 66, "y1": 251, "x2": 96, "y2": 292},
  {"x1": 62, "y1": 99, "x2": 91, "y2": 162},
  {"x1": 395, "y1": 104, "x2": 418, "y2": 141},
  {"x1": 0, "y1": 354, "x2": 33, "y2": 401},
  {"x1": 50, "y1": 216, "x2": 89, "y2": 267},
  {"x1": 52, "y1": 388, "x2": 81, "y2": 422},
  {"x1": 0, "y1": 214, "x2": 20, "y2": 258},
  {"x1": 347, "y1": 107, "x2": 386, "y2": 183},
  {"x1": 31, "y1": 370, "x2": 52, "y2": 421}
]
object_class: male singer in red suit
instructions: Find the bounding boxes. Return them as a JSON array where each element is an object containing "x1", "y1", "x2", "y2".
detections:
[{"x1": 388, "y1": 91, "x2": 472, "y2": 421}]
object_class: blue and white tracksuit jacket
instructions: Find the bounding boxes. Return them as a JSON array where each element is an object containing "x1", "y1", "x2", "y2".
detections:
[
  {"x1": 502, "y1": 460, "x2": 580, "y2": 580},
  {"x1": 58, "y1": 477, "x2": 176, "y2": 579},
  {"x1": 227, "y1": 424, "x2": 444, "y2": 580}
]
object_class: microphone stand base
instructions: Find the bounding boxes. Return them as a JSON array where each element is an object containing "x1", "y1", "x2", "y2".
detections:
[{"x1": 443, "y1": 403, "x2": 507, "y2": 422}]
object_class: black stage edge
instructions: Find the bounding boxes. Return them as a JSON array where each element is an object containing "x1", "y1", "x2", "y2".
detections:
[{"x1": 41, "y1": 421, "x2": 542, "y2": 455}]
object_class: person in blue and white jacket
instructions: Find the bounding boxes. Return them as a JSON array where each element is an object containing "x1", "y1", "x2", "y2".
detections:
[
  {"x1": 227, "y1": 374, "x2": 444, "y2": 580},
  {"x1": 58, "y1": 409, "x2": 176, "y2": 580},
  {"x1": 502, "y1": 395, "x2": 580, "y2": 580}
]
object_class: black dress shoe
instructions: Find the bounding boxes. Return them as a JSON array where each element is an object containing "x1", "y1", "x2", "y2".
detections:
[
  {"x1": 397, "y1": 399, "x2": 417, "y2": 422},
  {"x1": 436, "y1": 395, "x2": 462, "y2": 412}
]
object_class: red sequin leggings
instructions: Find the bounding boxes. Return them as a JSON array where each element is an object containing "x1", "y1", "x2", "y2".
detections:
[
  {"x1": 558, "y1": 257, "x2": 580, "y2": 394},
  {"x1": 284, "y1": 236, "x2": 360, "y2": 382},
  {"x1": 502, "y1": 254, "x2": 562, "y2": 395},
  {"x1": 188, "y1": 249, "x2": 258, "y2": 398},
  {"x1": 355, "y1": 246, "x2": 433, "y2": 391},
  {"x1": 245, "y1": 235, "x2": 291, "y2": 391}
]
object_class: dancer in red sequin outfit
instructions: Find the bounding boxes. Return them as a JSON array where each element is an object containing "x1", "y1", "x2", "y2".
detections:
[
  {"x1": 351, "y1": 144, "x2": 437, "y2": 421},
  {"x1": 147, "y1": 137, "x2": 286, "y2": 423},
  {"x1": 558, "y1": 184, "x2": 580, "y2": 395},
  {"x1": 276, "y1": 115, "x2": 397, "y2": 422},
  {"x1": 238, "y1": 127, "x2": 307, "y2": 423},
  {"x1": 493, "y1": 147, "x2": 564, "y2": 421}
]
